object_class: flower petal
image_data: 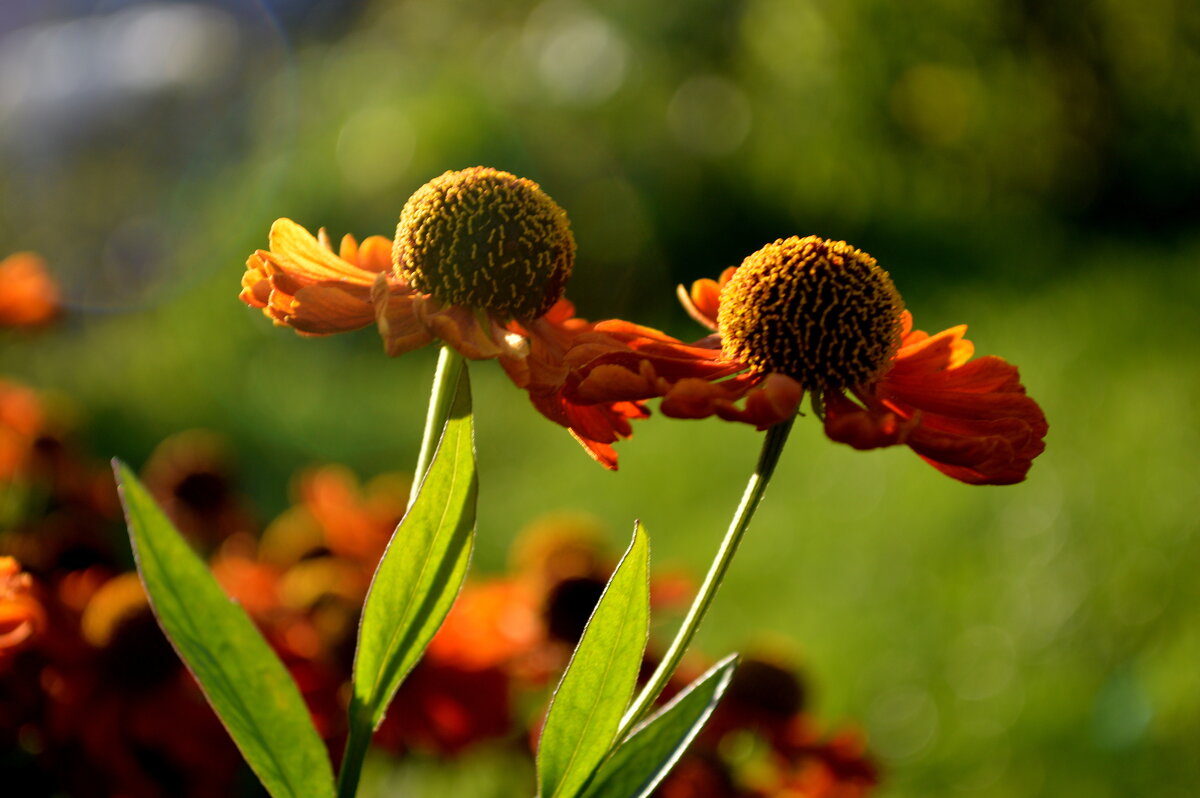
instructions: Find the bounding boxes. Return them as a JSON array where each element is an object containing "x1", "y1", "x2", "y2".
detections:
[
  {"x1": 527, "y1": 391, "x2": 649, "y2": 470},
  {"x1": 660, "y1": 373, "x2": 802, "y2": 429},
  {"x1": 267, "y1": 218, "x2": 377, "y2": 286},
  {"x1": 676, "y1": 270, "x2": 728, "y2": 331},
  {"x1": 355, "y1": 236, "x2": 395, "y2": 273},
  {"x1": 241, "y1": 220, "x2": 398, "y2": 336},
  {"x1": 499, "y1": 309, "x2": 653, "y2": 470},
  {"x1": 372, "y1": 273, "x2": 435, "y2": 357},
  {"x1": 565, "y1": 324, "x2": 737, "y2": 406},
  {"x1": 282, "y1": 282, "x2": 381, "y2": 334},
  {"x1": 892, "y1": 320, "x2": 974, "y2": 371},
  {"x1": 824, "y1": 317, "x2": 1048, "y2": 485},
  {"x1": 822, "y1": 391, "x2": 917, "y2": 450},
  {"x1": 414, "y1": 299, "x2": 514, "y2": 360}
]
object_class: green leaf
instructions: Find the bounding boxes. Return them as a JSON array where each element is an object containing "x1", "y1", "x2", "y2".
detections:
[
  {"x1": 114, "y1": 462, "x2": 335, "y2": 798},
  {"x1": 536, "y1": 521, "x2": 651, "y2": 798},
  {"x1": 350, "y1": 364, "x2": 477, "y2": 730},
  {"x1": 582, "y1": 654, "x2": 739, "y2": 798}
]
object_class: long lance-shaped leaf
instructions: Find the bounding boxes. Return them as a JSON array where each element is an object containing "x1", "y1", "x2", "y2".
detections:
[
  {"x1": 536, "y1": 521, "x2": 650, "y2": 798},
  {"x1": 582, "y1": 654, "x2": 739, "y2": 798},
  {"x1": 114, "y1": 462, "x2": 335, "y2": 798},
  {"x1": 350, "y1": 365, "x2": 476, "y2": 730}
]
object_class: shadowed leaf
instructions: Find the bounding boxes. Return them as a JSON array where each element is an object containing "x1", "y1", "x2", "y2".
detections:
[
  {"x1": 583, "y1": 654, "x2": 738, "y2": 798},
  {"x1": 115, "y1": 462, "x2": 335, "y2": 798},
  {"x1": 536, "y1": 521, "x2": 651, "y2": 798}
]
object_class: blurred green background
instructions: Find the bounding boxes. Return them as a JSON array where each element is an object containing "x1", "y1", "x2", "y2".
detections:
[{"x1": 2, "y1": 0, "x2": 1199, "y2": 795}]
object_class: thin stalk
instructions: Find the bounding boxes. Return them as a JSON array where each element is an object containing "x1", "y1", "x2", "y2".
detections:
[
  {"x1": 335, "y1": 717, "x2": 372, "y2": 798},
  {"x1": 618, "y1": 417, "x2": 795, "y2": 734},
  {"x1": 410, "y1": 346, "x2": 465, "y2": 509},
  {"x1": 335, "y1": 344, "x2": 465, "y2": 798}
]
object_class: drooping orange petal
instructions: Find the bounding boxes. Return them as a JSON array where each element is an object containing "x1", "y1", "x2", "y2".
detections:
[
  {"x1": 241, "y1": 219, "x2": 405, "y2": 336},
  {"x1": 660, "y1": 373, "x2": 802, "y2": 429},
  {"x1": 283, "y1": 281, "x2": 381, "y2": 335},
  {"x1": 267, "y1": 218, "x2": 386, "y2": 284},
  {"x1": 527, "y1": 390, "x2": 649, "y2": 470},
  {"x1": 240, "y1": 252, "x2": 274, "y2": 308},
  {"x1": 823, "y1": 404, "x2": 911, "y2": 450},
  {"x1": 726, "y1": 373, "x2": 805, "y2": 427},
  {"x1": 904, "y1": 422, "x2": 1024, "y2": 485},
  {"x1": 901, "y1": 395, "x2": 1046, "y2": 485},
  {"x1": 372, "y1": 273, "x2": 435, "y2": 357},
  {"x1": 548, "y1": 309, "x2": 797, "y2": 438},
  {"x1": 498, "y1": 305, "x2": 653, "y2": 470},
  {"x1": 413, "y1": 298, "x2": 520, "y2": 360},
  {"x1": 565, "y1": 324, "x2": 738, "y2": 406},
  {"x1": 822, "y1": 316, "x2": 1047, "y2": 485}
]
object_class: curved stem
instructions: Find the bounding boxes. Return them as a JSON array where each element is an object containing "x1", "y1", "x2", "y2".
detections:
[
  {"x1": 619, "y1": 417, "x2": 795, "y2": 734},
  {"x1": 409, "y1": 346, "x2": 465, "y2": 509},
  {"x1": 336, "y1": 345, "x2": 465, "y2": 798}
]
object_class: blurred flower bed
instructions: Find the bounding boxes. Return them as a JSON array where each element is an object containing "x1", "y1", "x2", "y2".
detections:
[{"x1": 1, "y1": 373, "x2": 878, "y2": 797}]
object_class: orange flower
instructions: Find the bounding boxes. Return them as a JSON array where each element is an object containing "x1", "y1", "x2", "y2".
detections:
[
  {"x1": 293, "y1": 464, "x2": 406, "y2": 567},
  {"x1": 374, "y1": 658, "x2": 513, "y2": 756},
  {"x1": 0, "y1": 378, "x2": 45, "y2": 481},
  {"x1": 0, "y1": 557, "x2": 44, "y2": 658},
  {"x1": 426, "y1": 579, "x2": 542, "y2": 671},
  {"x1": 240, "y1": 167, "x2": 646, "y2": 468},
  {"x1": 140, "y1": 430, "x2": 251, "y2": 547},
  {"x1": 563, "y1": 236, "x2": 1047, "y2": 485},
  {"x1": 0, "y1": 252, "x2": 59, "y2": 328}
]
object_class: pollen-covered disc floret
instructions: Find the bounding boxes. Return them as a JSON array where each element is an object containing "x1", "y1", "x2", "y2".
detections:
[
  {"x1": 717, "y1": 236, "x2": 905, "y2": 392},
  {"x1": 393, "y1": 166, "x2": 575, "y2": 320}
]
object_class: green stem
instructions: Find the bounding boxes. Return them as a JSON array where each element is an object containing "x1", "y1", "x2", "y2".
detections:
[
  {"x1": 335, "y1": 345, "x2": 465, "y2": 798},
  {"x1": 618, "y1": 417, "x2": 795, "y2": 734},
  {"x1": 410, "y1": 346, "x2": 465, "y2": 509},
  {"x1": 335, "y1": 714, "x2": 372, "y2": 798}
]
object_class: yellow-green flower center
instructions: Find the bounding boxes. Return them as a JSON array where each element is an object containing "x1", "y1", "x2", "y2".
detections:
[
  {"x1": 393, "y1": 166, "x2": 575, "y2": 320},
  {"x1": 717, "y1": 236, "x2": 904, "y2": 392}
]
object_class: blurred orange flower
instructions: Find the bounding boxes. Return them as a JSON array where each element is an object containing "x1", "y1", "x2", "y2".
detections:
[
  {"x1": 0, "y1": 557, "x2": 43, "y2": 658},
  {"x1": 1, "y1": 404, "x2": 882, "y2": 793},
  {"x1": 426, "y1": 579, "x2": 541, "y2": 672},
  {"x1": 655, "y1": 649, "x2": 879, "y2": 798},
  {"x1": 0, "y1": 252, "x2": 59, "y2": 328},
  {"x1": 767, "y1": 725, "x2": 878, "y2": 798},
  {"x1": 240, "y1": 167, "x2": 646, "y2": 468},
  {"x1": 375, "y1": 658, "x2": 514, "y2": 756},
  {"x1": 564, "y1": 237, "x2": 1047, "y2": 484},
  {"x1": 295, "y1": 464, "x2": 406, "y2": 566},
  {"x1": 0, "y1": 379, "x2": 45, "y2": 481},
  {"x1": 2, "y1": 560, "x2": 242, "y2": 798},
  {"x1": 140, "y1": 430, "x2": 252, "y2": 547}
]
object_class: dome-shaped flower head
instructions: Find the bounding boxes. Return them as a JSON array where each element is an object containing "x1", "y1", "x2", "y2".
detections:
[
  {"x1": 240, "y1": 167, "x2": 646, "y2": 468},
  {"x1": 563, "y1": 236, "x2": 1047, "y2": 485},
  {"x1": 393, "y1": 167, "x2": 574, "y2": 322}
]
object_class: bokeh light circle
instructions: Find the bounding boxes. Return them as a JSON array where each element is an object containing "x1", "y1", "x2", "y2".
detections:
[{"x1": 0, "y1": 0, "x2": 298, "y2": 312}]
